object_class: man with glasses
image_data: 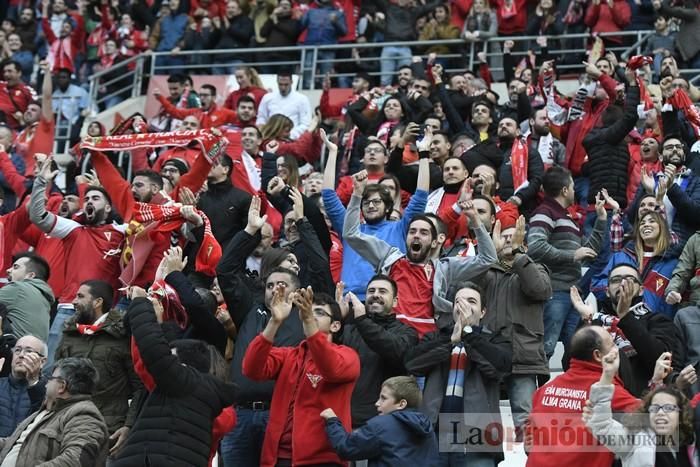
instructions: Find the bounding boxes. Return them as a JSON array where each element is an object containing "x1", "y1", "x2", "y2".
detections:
[
  {"x1": 634, "y1": 135, "x2": 700, "y2": 255},
  {"x1": 243, "y1": 286, "x2": 359, "y2": 467},
  {"x1": 335, "y1": 139, "x2": 390, "y2": 205},
  {"x1": 154, "y1": 84, "x2": 239, "y2": 129},
  {"x1": 570, "y1": 263, "x2": 680, "y2": 396},
  {"x1": 0, "y1": 336, "x2": 47, "y2": 437},
  {"x1": 0, "y1": 357, "x2": 108, "y2": 466},
  {"x1": 322, "y1": 135, "x2": 429, "y2": 300}
]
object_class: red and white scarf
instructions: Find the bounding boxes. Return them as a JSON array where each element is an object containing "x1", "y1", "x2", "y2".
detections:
[
  {"x1": 80, "y1": 130, "x2": 228, "y2": 165},
  {"x1": 510, "y1": 138, "x2": 529, "y2": 192},
  {"x1": 668, "y1": 88, "x2": 700, "y2": 138}
]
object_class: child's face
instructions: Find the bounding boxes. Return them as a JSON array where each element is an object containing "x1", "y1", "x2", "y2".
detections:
[
  {"x1": 655, "y1": 16, "x2": 667, "y2": 31},
  {"x1": 375, "y1": 386, "x2": 405, "y2": 415}
]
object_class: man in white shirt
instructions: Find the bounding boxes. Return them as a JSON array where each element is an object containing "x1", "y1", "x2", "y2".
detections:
[{"x1": 256, "y1": 71, "x2": 312, "y2": 139}]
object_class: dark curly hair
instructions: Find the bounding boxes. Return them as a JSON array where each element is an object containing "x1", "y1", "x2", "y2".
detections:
[{"x1": 623, "y1": 386, "x2": 695, "y2": 447}]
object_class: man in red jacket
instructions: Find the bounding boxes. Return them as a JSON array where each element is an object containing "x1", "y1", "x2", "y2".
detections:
[
  {"x1": 155, "y1": 84, "x2": 239, "y2": 129},
  {"x1": 243, "y1": 285, "x2": 360, "y2": 467},
  {"x1": 525, "y1": 325, "x2": 640, "y2": 466}
]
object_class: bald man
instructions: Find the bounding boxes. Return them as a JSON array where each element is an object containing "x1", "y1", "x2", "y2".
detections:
[{"x1": 0, "y1": 335, "x2": 47, "y2": 436}]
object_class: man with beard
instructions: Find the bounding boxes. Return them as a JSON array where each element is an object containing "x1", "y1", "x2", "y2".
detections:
[
  {"x1": 323, "y1": 133, "x2": 429, "y2": 300},
  {"x1": 0, "y1": 335, "x2": 47, "y2": 437},
  {"x1": 344, "y1": 171, "x2": 497, "y2": 337},
  {"x1": 0, "y1": 61, "x2": 37, "y2": 131},
  {"x1": 28, "y1": 157, "x2": 126, "y2": 365},
  {"x1": 425, "y1": 156, "x2": 469, "y2": 241},
  {"x1": 54, "y1": 280, "x2": 145, "y2": 459},
  {"x1": 495, "y1": 117, "x2": 544, "y2": 216},
  {"x1": 225, "y1": 95, "x2": 258, "y2": 129},
  {"x1": 476, "y1": 216, "x2": 552, "y2": 440},
  {"x1": 338, "y1": 276, "x2": 419, "y2": 428},
  {"x1": 570, "y1": 264, "x2": 680, "y2": 396},
  {"x1": 198, "y1": 154, "x2": 252, "y2": 248},
  {"x1": 0, "y1": 253, "x2": 53, "y2": 342},
  {"x1": 633, "y1": 135, "x2": 700, "y2": 254},
  {"x1": 320, "y1": 71, "x2": 371, "y2": 119},
  {"x1": 527, "y1": 108, "x2": 566, "y2": 170}
]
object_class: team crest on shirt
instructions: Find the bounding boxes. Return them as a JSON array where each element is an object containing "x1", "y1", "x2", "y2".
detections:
[
  {"x1": 306, "y1": 373, "x2": 322, "y2": 388},
  {"x1": 656, "y1": 278, "x2": 664, "y2": 292},
  {"x1": 104, "y1": 232, "x2": 112, "y2": 241}
]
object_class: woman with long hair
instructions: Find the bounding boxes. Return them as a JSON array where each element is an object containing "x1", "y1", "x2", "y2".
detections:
[
  {"x1": 276, "y1": 154, "x2": 300, "y2": 189},
  {"x1": 585, "y1": 347, "x2": 696, "y2": 467},
  {"x1": 223, "y1": 66, "x2": 268, "y2": 109},
  {"x1": 590, "y1": 211, "x2": 679, "y2": 317},
  {"x1": 260, "y1": 113, "x2": 323, "y2": 165},
  {"x1": 346, "y1": 95, "x2": 410, "y2": 145}
]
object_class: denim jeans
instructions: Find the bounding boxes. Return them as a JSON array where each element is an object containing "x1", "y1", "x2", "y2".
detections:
[
  {"x1": 211, "y1": 60, "x2": 243, "y2": 76},
  {"x1": 380, "y1": 46, "x2": 412, "y2": 86},
  {"x1": 46, "y1": 304, "x2": 75, "y2": 367},
  {"x1": 506, "y1": 374, "x2": 537, "y2": 431},
  {"x1": 303, "y1": 50, "x2": 335, "y2": 89},
  {"x1": 579, "y1": 210, "x2": 613, "y2": 296},
  {"x1": 543, "y1": 291, "x2": 580, "y2": 358},
  {"x1": 574, "y1": 176, "x2": 590, "y2": 208},
  {"x1": 220, "y1": 408, "x2": 269, "y2": 467},
  {"x1": 154, "y1": 54, "x2": 186, "y2": 72}
]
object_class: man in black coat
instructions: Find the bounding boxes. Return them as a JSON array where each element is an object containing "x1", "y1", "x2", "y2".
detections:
[
  {"x1": 197, "y1": 154, "x2": 251, "y2": 250},
  {"x1": 571, "y1": 263, "x2": 681, "y2": 397},
  {"x1": 582, "y1": 67, "x2": 640, "y2": 212},
  {"x1": 339, "y1": 275, "x2": 419, "y2": 427},
  {"x1": 113, "y1": 292, "x2": 237, "y2": 467}
]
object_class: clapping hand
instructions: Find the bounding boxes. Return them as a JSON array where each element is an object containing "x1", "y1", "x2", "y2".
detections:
[
  {"x1": 270, "y1": 283, "x2": 293, "y2": 324},
  {"x1": 570, "y1": 286, "x2": 594, "y2": 322},
  {"x1": 246, "y1": 195, "x2": 268, "y2": 233}
]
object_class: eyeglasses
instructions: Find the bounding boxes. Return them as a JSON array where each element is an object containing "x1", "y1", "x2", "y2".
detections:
[
  {"x1": 364, "y1": 147, "x2": 384, "y2": 155},
  {"x1": 663, "y1": 144, "x2": 684, "y2": 151},
  {"x1": 362, "y1": 198, "x2": 384, "y2": 207},
  {"x1": 649, "y1": 404, "x2": 680, "y2": 414},
  {"x1": 608, "y1": 275, "x2": 641, "y2": 285},
  {"x1": 12, "y1": 346, "x2": 45, "y2": 358},
  {"x1": 312, "y1": 309, "x2": 333, "y2": 319}
]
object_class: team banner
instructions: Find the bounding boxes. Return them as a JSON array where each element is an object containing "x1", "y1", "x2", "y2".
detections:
[{"x1": 79, "y1": 129, "x2": 229, "y2": 164}]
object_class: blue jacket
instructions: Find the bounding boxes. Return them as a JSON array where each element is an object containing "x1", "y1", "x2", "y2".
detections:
[
  {"x1": 300, "y1": 4, "x2": 347, "y2": 45},
  {"x1": 322, "y1": 189, "x2": 427, "y2": 300},
  {"x1": 156, "y1": 13, "x2": 188, "y2": 51},
  {"x1": 0, "y1": 376, "x2": 46, "y2": 437},
  {"x1": 590, "y1": 245, "x2": 679, "y2": 318},
  {"x1": 324, "y1": 409, "x2": 439, "y2": 467}
]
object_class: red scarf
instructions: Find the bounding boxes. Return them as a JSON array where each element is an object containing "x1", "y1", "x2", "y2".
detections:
[
  {"x1": 510, "y1": 138, "x2": 529, "y2": 190},
  {"x1": 668, "y1": 88, "x2": 700, "y2": 138},
  {"x1": 80, "y1": 129, "x2": 228, "y2": 165},
  {"x1": 76, "y1": 322, "x2": 103, "y2": 335},
  {"x1": 148, "y1": 278, "x2": 188, "y2": 329},
  {"x1": 627, "y1": 56, "x2": 655, "y2": 110}
]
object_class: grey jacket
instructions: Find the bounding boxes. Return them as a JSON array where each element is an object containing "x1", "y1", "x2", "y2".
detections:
[
  {"x1": 0, "y1": 279, "x2": 54, "y2": 341},
  {"x1": 666, "y1": 231, "x2": 700, "y2": 307},
  {"x1": 342, "y1": 194, "x2": 498, "y2": 326},
  {"x1": 478, "y1": 255, "x2": 552, "y2": 375}
]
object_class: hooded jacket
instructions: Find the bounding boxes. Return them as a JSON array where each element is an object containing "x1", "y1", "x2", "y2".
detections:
[
  {"x1": 0, "y1": 375, "x2": 47, "y2": 437},
  {"x1": 324, "y1": 409, "x2": 439, "y2": 467},
  {"x1": 0, "y1": 278, "x2": 54, "y2": 341},
  {"x1": 55, "y1": 309, "x2": 145, "y2": 433}
]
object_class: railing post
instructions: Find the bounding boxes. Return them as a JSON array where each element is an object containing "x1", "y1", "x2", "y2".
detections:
[
  {"x1": 132, "y1": 56, "x2": 144, "y2": 98},
  {"x1": 311, "y1": 47, "x2": 319, "y2": 90},
  {"x1": 299, "y1": 48, "x2": 306, "y2": 90}
]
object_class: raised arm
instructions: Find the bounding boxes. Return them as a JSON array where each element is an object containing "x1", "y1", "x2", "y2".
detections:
[
  {"x1": 40, "y1": 61, "x2": 53, "y2": 122},
  {"x1": 155, "y1": 92, "x2": 200, "y2": 120},
  {"x1": 89, "y1": 150, "x2": 134, "y2": 219},
  {"x1": 28, "y1": 160, "x2": 80, "y2": 238}
]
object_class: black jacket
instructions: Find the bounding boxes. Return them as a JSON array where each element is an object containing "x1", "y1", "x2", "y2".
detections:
[
  {"x1": 209, "y1": 14, "x2": 254, "y2": 60},
  {"x1": 114, "y1": 298, "x2": 237, "y2": 467},
  {"x1": 259, "y1": 16, "x2": 301, "y2": 47},
  {"x1": 496, "y1": 139, "x2": 545, "y2": 214},
  {"x1": 582, "y1": 85, "x2": 640, "y2": 209},
  {"x1": 0, "y1": 375, "x2": 46, "y2": 437},
  {"x1": 340, "y1": 313, "x2": 419, "y2": 426},
  {"x1": 165, "y1": 271, "x2": 227, "y2": 355},
  {"x1": 197, "y1": 178, "x2": 251, "y2": 250}
]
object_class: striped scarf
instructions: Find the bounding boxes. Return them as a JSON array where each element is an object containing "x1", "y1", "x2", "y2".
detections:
[{"x1": 442, "y1": 344, "x2": 468, "y2": 413}]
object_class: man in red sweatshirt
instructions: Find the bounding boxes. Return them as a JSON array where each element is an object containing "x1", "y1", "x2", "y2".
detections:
[
  {"x1": 243, "y1": 285, "x2": 360, "y2": 467},
  {"x1": 526, "y1": 325, "x2": 640, "y2": 466}
]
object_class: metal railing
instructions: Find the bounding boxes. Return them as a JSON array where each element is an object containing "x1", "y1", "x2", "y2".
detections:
[{"x1": 88, "y1": 30, "x2": 670, "y2": 105}]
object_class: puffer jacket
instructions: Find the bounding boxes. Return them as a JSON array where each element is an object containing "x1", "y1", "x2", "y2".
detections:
[
  {"x1": 583, "y1": 85, "x2": 640, "y2": 209},
  {"x1": 0, "y1": 376, "x2": 46, "y2": 437},
  {"x1": 667, "y1": 231, "x2": 700, "y2": 306},
  {"x1": 55, "y1": 309, "x2": 145, "y2": 433},
  {"x1": 113, "y1": 298, "x2": 238, "y2": 467},
  {"x1": 0, "y1": 395, "x2": 109, "y2": 467},
  {"x1": 478, "y1": 255, "x2": 552, "y2": 376}
]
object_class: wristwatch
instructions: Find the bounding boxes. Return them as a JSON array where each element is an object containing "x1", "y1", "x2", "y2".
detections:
[
  {"x1": 462, "y1": 325, "x2": 473, "y2": 335},
  {"x1": 512, "y1": 246, "x2": 527, "y2": 256}
]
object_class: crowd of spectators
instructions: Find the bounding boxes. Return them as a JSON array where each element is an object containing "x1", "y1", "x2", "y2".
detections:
[{"x1": 0, "y1": 0, "x2": 699, "y2": 466}]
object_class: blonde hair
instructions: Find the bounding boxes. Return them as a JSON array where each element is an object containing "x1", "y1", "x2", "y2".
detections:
[
  {"x1": 634, "y1": 211, "x2": 670, "y2": 272},
  {"x1": 241, "y1": 67, "x2": 264, "y2": 88}
]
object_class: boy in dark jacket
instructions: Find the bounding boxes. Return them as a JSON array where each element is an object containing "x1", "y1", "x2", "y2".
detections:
[{"x1": 322, "y1": 376, "x2": 438, "y2": 466}]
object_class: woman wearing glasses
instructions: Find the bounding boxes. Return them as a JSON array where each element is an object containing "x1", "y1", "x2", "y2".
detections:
[
  {"x1": 584, "y1": 347, "x2": 696, "y2": 467},
  {"x1": 590, "y1": 210, "x2": 680, "y2": 318}
]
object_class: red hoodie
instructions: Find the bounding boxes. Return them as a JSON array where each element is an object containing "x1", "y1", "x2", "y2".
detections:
[
  {"x1": 526, "y1": 359, "x2": 640, "y2": 467},
  {"x1": 243, "y1": 331, "x2": 360, "y2": 467}
]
